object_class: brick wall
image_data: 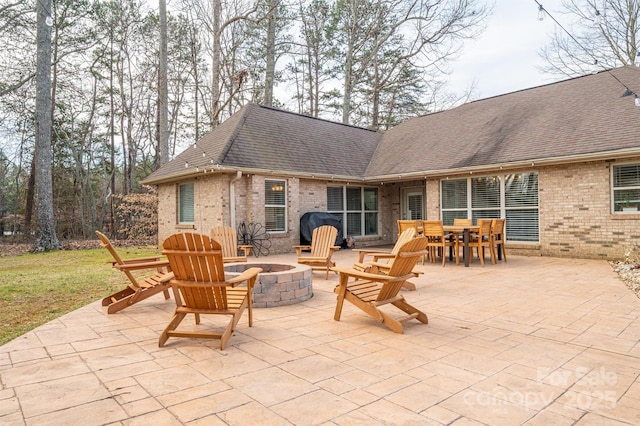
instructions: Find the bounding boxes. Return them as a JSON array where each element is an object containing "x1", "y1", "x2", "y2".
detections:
[
  {"x1": 157, "y1": 174, "x2": 230, "y2": 245},
  {"x1": 540, "y1": 159, "x2": 640, "y2": 259},
  {"x1": 157, "y1": 161, "x2": 640, "y2": 260}
]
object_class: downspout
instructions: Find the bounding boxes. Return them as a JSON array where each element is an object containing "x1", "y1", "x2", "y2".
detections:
[{"x1": 230, "y1": 171, "x2": 242, "y2": 230}]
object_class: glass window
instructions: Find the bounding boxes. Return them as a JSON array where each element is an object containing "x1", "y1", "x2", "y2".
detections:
[
  {"x1": 327, "y1": 187, "x2": 343, "y2": 211},
  {"x1": 265, "y1": 179, "x2": 286, "y2": 232},
  {"x1": 612, "y1": 164, "x2": 640, "y2": 213},
  {"x1": 471, "y1": 176, "x2": 501, "y2": 224},
  {"x1": 441, "y1": 179, "x2": 468, "y2": 225},
  {"x1": 327, "y1": 186, "x2": 378, "y2": 236},
  {"x1": 504, "y1": 173, "x2": 539, "y2": 241},
  {"x1": 440, "y1": 173, "x2": 539, "y2": 242},
  {"x1": 178, "y1": 182, "x2": 194, "y2": 223}
]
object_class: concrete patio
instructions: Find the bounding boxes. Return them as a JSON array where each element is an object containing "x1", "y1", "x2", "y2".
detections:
[{"x1": 1, "y1": 249, "x2": 640, "y2": 425}]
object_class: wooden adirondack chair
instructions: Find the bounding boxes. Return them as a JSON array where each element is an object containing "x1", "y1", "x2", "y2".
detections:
[
  {"x1": 210, "y1": 225, "x2": 253, "y2": 262},
  {"x1": 352, "y1": 227, "x2": 422, "y2": 290},
  {"x1": 159, "y1": 232, "x2": 262, "y2": 350},
  {"x1": 293, "y1": 225, "x2": 340, "y2": 279},
  {"x1": 96, "y1": 231, "x2": 172, "y2": 314},
  {"x1": 332, "y1": 236, "x2": 429, "y2": 334}
]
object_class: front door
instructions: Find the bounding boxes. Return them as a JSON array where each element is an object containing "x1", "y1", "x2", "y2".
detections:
[{"x1": 402, "y1": 187, "x2": 424, "y2": 220}]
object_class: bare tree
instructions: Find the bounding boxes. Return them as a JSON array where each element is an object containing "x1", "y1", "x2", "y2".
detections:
[
  {"x1": 207, "y1": 0, "x2": 263, "y2": 126},
  {"x1": 33, "y1": 0, "x2": 61, "y2": 251},
  {"x1": 540, "y1": 0, "x2": 640, "y2": 77},
  {"x1": 335, "y1": 0, "x2": 489, "y2": 127},
  {"x1": 291, "y1": 0, "x2": 340, "y2": 117}
]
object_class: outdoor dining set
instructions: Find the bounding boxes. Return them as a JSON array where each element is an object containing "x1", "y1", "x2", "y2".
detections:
[{"x1": 396, "y1": 218, "x2": 507, "y2": 267}]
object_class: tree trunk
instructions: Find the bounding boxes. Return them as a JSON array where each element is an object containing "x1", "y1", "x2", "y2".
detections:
[
  {"x1": 264, "y1": 0, "x2": 277, "y2": 107},
  {"x1": 32, "y1": 0, "x2": 61, "y2": 252},
  {"x1": 371, "y1": 53, "x2": 379, "y2": 129},
  {"x1": 158, "y1": 0, "x2": 169, "y2": 165},
  {"x1": 342, "y1": 34, "x2": 353, "y2": 124},
  {"x1": 109, "y1": 30, "x2": 116, "y2": 234},
  {"x1": 190, "y1": 24, "x2": 200, "y2": 141},
  {"x1": 24, "y1": 158, "x2": 35, "y2": 237},
  {"x1": 211, "y1": 0, "x2": 221, "y2": 127}
]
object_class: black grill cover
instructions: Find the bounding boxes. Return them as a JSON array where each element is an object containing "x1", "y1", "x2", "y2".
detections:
[{"x1": 299, "y1": 212, "x2": 343, "y2": 246}]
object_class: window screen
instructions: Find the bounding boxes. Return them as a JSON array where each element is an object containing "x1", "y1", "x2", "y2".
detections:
[
  {"x1": 613, "y1": 164, "x2": 640, "y2": 213},
  {"x1": 265, "y1": 179, "x2": 286, "y2": 232},
  {"x1": 440, "y1": 173, "x2": 539, "y2": 242},
  {"x1": 178, "y1": 182, "x2": 194, "y2": 223}
]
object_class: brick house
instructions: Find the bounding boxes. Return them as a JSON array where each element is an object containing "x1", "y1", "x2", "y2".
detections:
[{"x1": 143, "y1": 66, "x2": 640, "y2": 260}]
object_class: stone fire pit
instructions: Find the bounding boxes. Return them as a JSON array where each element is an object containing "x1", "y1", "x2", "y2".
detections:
[{"x1": 224, "y1": 262, "x2": 313, "y2": 308}]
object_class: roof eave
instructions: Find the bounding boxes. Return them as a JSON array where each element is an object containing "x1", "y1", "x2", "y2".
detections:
[
  {"x1": 141, "y1": 166, "x2": 368, "y2": 186},
  {"x1": 143, "y1": 147, "x2": 640, "y2": 186},
  {"x1": 362, "y1": 148, "x2": 640, "y2": 182}
]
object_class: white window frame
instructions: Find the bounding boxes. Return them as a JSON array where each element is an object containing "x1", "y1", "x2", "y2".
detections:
[
  {"x1": 441, "y1": 172, "x2": 539, "y2": 242},
  {"x1": 327, "y1": 185, "x2": 379, "y2": 237},
  {"x1": 611, "y1": 163, "x2": 640, "y2": 214},
  {"x1": 265, "y1": 179, "x2": 287, "y2": 233}
]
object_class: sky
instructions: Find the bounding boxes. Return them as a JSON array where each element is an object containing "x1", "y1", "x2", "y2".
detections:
[{"x1": 447, "y1": 0, "x2": 568, "y2": 99}]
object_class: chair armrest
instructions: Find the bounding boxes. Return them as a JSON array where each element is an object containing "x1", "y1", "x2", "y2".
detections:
[
  {"x1": 293, "y1": 245, "x2": 311, "y2": 256},
  {"x1": 367, "y1": 261, "x2": 392, "y2": 270},
  {"x1": 372, "y1": 253, "x2": 395, "y2": 262},
  {"x1": 226, "y1": 267, "x2": 263, "y2": 287},
  {"x1": 331, "y1": 266, "x2": 396, "y2": 282},
  {"x1": 114, "y1": 259, "x2": 170, "y2": 271},
  {"x1": 353, "y1": 248, "x2": 391, "y2": 262},
  {"x1": 120, "y1": 256, "x2": 163, "y2": 264},
  {"x1": 238, "y1": 245, "x2": 253, "y2": 256},
  {"x1": 362, "y1": 261, "x2": 423, "y2": 276}
]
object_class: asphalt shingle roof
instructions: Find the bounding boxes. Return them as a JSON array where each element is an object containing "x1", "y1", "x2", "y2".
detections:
[
  {"x1": 144, "y1": 104, "x2": 381, "y2": 183},
  {"x1": 144, "y1": 66, "x2": 640, "y2": 185},
  {"x1": 366, "y1": 66, "x2": 640, "y2": 177}
]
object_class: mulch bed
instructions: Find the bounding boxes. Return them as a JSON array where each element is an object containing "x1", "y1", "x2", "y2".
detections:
[{"x1": 0, "y1": 238, "x2": 156, "y2": 257}]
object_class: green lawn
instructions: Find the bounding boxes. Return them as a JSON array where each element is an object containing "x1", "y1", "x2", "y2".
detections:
[{"x1": 0, "y1": 246, "x2": 163, "y2": 346}]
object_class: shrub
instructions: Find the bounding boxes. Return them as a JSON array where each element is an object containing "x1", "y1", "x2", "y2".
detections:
[{"x1": 113, "y1": 186, "x2": 158, "y2": 240}]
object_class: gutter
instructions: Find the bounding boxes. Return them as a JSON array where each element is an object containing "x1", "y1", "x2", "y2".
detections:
[
  {"x1": 230, "y1": 171, "x2": 242, "y2": 229},
  {"x1": 363, "y1": 148, "x2": 640, "y2": 182},
  {"x1": 143, "y1": 147, "x2": 640, "y2": 186}
]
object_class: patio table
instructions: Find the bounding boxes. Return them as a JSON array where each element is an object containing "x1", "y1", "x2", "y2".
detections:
[{"x1": 443, "y1": 225, "x2": 479, "y2": 267}]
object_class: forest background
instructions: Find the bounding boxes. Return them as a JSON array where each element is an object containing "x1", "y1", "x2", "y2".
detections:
[{"x1": 1, "y1": 0, "x2": 637, "y2": 249}]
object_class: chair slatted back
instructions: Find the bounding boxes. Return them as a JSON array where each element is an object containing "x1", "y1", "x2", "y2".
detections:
[
  {"x1": 210, "y1": 226, "x2": 239, "y2": 258},
  {"x1": 397, "y1": 220, "x2": 419, "y2": 237},
  {"x1": 379, "y1": 236, "x2": 427, "y2": 300},
  {"x1": 478, "y1": 219, "x2": 492, "y2": 239},
  {"x1": 392, "y1": 228, "x2": 417, "y2": 255},
  {"x1": 163, "y1": 233, "x2": 228, "y2": 310},
  {"x1": 491, "y1": 218, "x2": 505, "y2": 239},
  {"x1": 310, "y1": 225, "x2": 338, "y2": 258},
  {"x1": 453, "y1": 218, "x2": 472, "y2": 227},
  {"x1": 421, "y1": 220, "x2": 444, "y2": 239},
  {"x1": 96, "y1": 231, "x2": 138, "y2": 285}
]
